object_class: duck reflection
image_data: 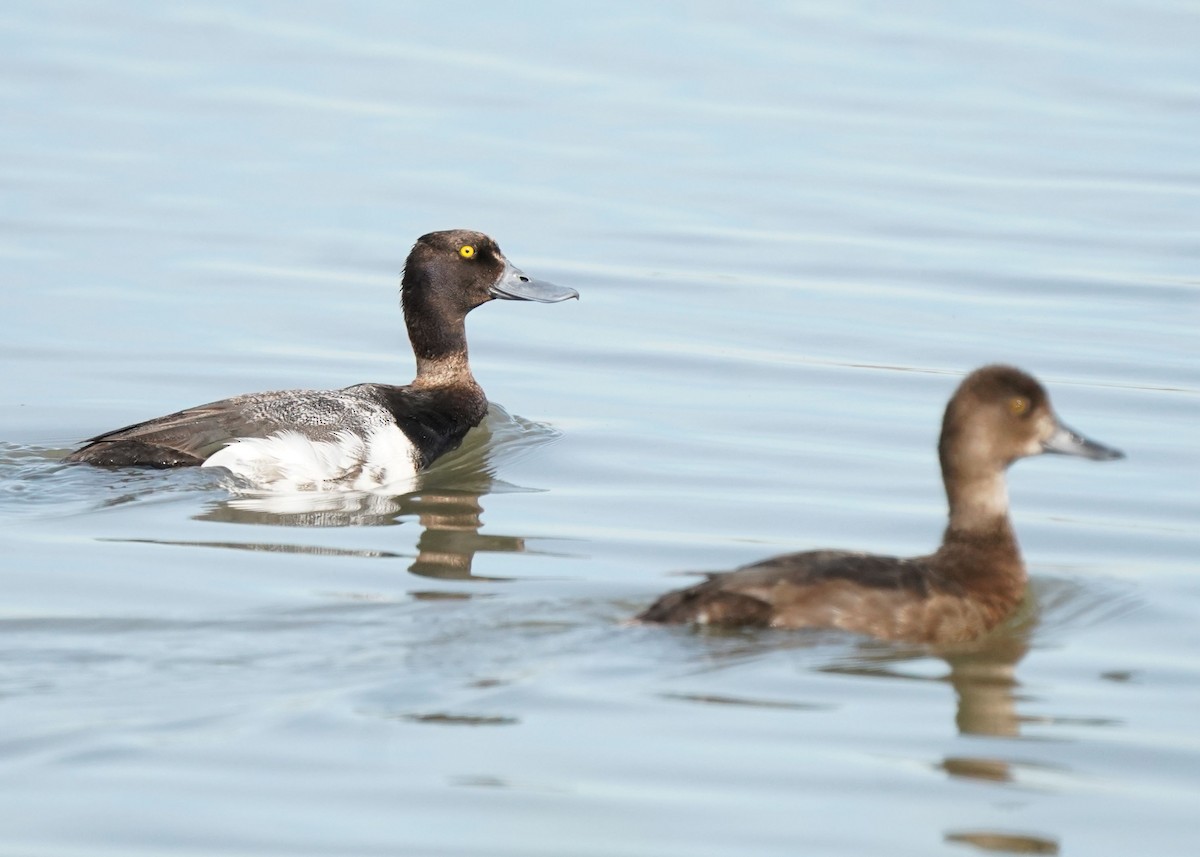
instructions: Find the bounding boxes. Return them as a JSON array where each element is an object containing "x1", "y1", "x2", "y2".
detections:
[
  {"x1": 826, "y1": 575, "x2": 1133, "y2": 794},
  {"x1": 406, "y1": 487, "x2": 527, "y2": 580},
  {"x1": 937, "y1": 628, "x2": 1031, "y2": 783},
  {"x1": 659, "y1": 611, "x2": 1032, "y2": 750},
  {"x1": 679, "y1": 574, "x2": 1132, "y2": 786},
  {"x1": 816, "y1": 601, "x2": 1033, "y2": 783},
  {"x1": 818, "y1": 630, "x2": 1024, "y2": 734},
  {"x1": 186, "y1": 404, "x2": 558, "y2": 579},
  {"x1": 943, "y1": 830, "x2": 1059, "y2": 855}
]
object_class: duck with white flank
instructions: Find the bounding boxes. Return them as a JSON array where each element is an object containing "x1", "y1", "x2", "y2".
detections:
[
  {"x1": 637, "y1": 365, "x2": 1123, "y2": 644},
  {"x1": 64, "y1": 230, "x2": 578, "y2": 490}
]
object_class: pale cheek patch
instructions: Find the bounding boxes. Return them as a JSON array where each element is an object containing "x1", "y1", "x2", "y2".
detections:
[
  {"x1": 203, "y1": 426, "x2": 420, "y2": 491},
  {"x1": 960, "y1": 424, "x2": 995, "y2": 464},
  {"x1": 962, "y1": 438, "x2": 992, "y2": 470},
  {"x1": 1027, "y1": 412, "x2": 1057, "y2": 455}
]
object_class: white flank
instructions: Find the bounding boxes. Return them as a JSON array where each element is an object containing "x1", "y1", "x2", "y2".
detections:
[{"x1": 203, "y1": 425, "x2": 419, "y2": 491}]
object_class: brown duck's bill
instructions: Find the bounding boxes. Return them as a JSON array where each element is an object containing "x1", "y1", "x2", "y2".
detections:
[
  {"x1": 1042, "y1": 421, "x2": 1124, "y2": 461},
  {"x1": 490, "y1": 260, "x2": 579, "y2": 303}
]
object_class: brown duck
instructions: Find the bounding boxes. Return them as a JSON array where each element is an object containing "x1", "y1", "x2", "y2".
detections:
[{"x1": 637, "y1": 365, "x2": 1123, "y2": 644}]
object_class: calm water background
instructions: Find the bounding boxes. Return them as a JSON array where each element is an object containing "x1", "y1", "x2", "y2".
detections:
[{"x1": 2, "y1": 2, "x2": 1198, "y2": 855}]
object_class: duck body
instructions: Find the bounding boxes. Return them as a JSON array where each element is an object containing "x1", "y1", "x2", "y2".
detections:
[
  {"x1": 638, "y1": 533, "x2": 1025, "y2": 645},
  {"x1": 63, "y1": 230, "x2": 577, "y2": 490},
  {"x1": 638, "y1": 365, "x2": 1123, "y2": 644},
  {"x1": 69, "y1": 382, "x2": 484, "y2": 491}
]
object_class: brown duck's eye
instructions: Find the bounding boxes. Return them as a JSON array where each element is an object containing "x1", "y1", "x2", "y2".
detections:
[
  {"x1": 1008, "y1": 397, "x2": 1029, "y2": 416},
  {"x1": 459, "y1": 245, "x2": 475, "y2": 259}
]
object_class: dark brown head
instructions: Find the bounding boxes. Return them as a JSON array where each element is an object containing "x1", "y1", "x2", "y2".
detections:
[
  {"x1": 402, "y1": 229, "x2": 577, "y2": 315},
  {"x1": 400, "y1": 229, "x2": 577, "y2": 362},
  {"x1": 939, "y1": 364, "x2": 1123, "y2": 485}
]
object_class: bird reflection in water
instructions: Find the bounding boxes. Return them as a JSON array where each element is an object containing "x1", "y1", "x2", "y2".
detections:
[
  {"x1": 817, "y1": 611, "x2": 1032, "y2": 751},
  {"x1": 811, "y1": 591, "x2": 1038, "y2": 788},
  {"x1": 191, "y1": 404, "x2": 559, "y2": 580},
  {"x1": 816, "y1": 573, "x2": 1133, "y2": 798},
  {"x1": 673, "y1": 572, "x2": 1132, "y2": 799}
]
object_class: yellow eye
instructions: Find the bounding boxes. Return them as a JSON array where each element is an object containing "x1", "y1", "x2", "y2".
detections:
[
  {"x1": 459, "y1": 245, "x2": 475, "y2": 259},
  {"x1": 1009, "y1": 397, "x2": 1029, "y2": 415}
]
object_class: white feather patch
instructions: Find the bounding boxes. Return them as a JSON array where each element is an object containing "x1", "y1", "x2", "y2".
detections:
[{"x1": 202, "y1": 425, "x2": 420, "y2": 491}]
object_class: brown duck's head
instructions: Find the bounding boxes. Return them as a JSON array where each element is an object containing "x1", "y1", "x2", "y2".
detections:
[{"x1": 938, "y1": 364, "x2": 1123, "y2": 481}]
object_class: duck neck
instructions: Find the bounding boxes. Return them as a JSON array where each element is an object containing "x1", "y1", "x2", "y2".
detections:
[
  {"x1": 933, "y1": 401, "x2": 1027, "y2": 615},
  {"x1": 412, "y1": 343, "x2": 475, "y2": 389},
  {"x1": 943, "y1": 467, "x2": 1013, "y2": 537},
  {"x1": 938, "y1": 468, "x2": 1025, "y2": 614},
  {"x1": 402, "y1": 287, "x2": 479, "y2": 390}
]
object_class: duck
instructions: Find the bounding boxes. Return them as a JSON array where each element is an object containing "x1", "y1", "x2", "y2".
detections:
[
  {"x1": 63, "y1": 230, "x2": 578, "y2": 490},
  {"x1": 636, "y1": 365, "x2": 1123, "y2": 644}
]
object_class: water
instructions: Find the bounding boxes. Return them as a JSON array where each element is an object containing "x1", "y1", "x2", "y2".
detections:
[{"x1": 2, "y1": 2, "x2": 1198, "y2": 854}]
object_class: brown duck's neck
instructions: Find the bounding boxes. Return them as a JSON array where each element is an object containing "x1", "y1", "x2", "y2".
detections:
[
  {"x1": 944, "y1": 466, "x2": 1013, "y2": 533},
  {"x1": 939, "y1": 514, "x2": 1021, "y2": 562},
  {"x1": 936, "y1": 460, "x2": 1026, "y2": 602},
  {"x1": 936, "y1": 502, "x2": 1026, "y2": 616}
]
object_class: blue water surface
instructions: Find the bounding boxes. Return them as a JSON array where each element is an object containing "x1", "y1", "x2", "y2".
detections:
[{"x1": 1, "y1": 2, "x2": 1198, "y2": 855}]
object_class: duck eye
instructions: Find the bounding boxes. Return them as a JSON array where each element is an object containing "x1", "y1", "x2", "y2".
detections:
[
  {"x1": 459, "y1": 245, "x2": 475, "y2": 259},
  {"x1": 1008, "y1": 397, "x2": 1029, "y2": 416}
]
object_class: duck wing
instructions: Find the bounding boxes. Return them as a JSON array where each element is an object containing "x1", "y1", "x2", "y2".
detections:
[
  {"x1": 64, "y1": 387, "x2": 398, "y2": 468},
  {"x1": 637, "y1": 550, "x2": 936, "y2": 627}
]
